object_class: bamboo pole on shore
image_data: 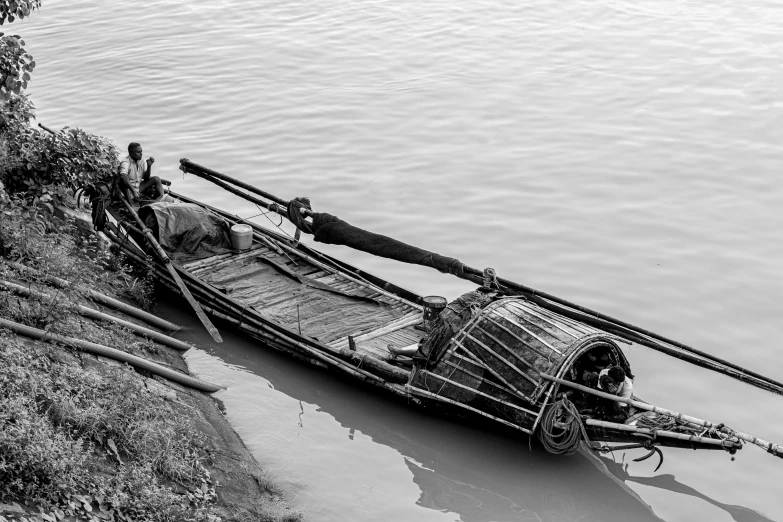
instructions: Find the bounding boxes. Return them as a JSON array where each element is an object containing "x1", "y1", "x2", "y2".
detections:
[
  {"x1": 540, "y1": 374, "x2": 782, "y2": 458},
  {"x1": 2, "y1": 260, "x2": 182, "y2": 332},
  {"x1": 0, "y1": 279, "x2": 193, "y2": 351},
  {"x1": 0, "y1": 317, "x2": 221, "y2": 392},
  {"x1": 175, "y1": 159, "x2": 783, "y2": 397}
]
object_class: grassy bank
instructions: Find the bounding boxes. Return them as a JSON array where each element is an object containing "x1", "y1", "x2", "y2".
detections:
[{"x1": 0, "y1": 178, "x2": 301, "y2": 520}]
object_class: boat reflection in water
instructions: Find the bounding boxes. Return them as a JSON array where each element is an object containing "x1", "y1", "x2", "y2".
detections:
[{"x1": 167, "y1": 299, "x2": 670, "y2": 522}]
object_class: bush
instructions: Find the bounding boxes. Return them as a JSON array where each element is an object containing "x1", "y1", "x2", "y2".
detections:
[
  {"x1": 0, "y1": 331, "x2": 221, "y2": 522},
  {"x1": 0, "y1": 109, "x2": 120, "y2": 201}
]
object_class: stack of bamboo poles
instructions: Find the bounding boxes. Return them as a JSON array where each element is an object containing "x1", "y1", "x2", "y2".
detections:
[
  {"x1": 0, "y1": 279, "x2": 191, "y2": 351},
  {"x1": 0, "y1": 262, "x2": 220, "y2": 392},
  {"x1": 4, "y1": 260, "x2": 181, "y2": 332}
]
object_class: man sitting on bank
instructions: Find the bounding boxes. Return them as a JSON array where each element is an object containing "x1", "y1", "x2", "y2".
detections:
[
  {"x1": 117, "y1": 142, "x2": 163, "y2": 203},
  {"x1": 597, "y1": 366, "x2": 634, "y2": 421}
]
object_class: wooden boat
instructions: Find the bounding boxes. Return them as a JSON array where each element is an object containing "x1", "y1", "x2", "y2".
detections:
[{"x1": 97, "y1": 158, "x2": 783, "y2": 464}]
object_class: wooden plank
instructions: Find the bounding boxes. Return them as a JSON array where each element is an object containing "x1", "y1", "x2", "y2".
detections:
[
  {"x1": 329, "y1": 312, "x2": 422, "y2": 349},
  {"x1": 355, "y1": 343, "x2": 392, "y2": 360},
  {"x1": 183, "y1": 242, "x2": 265, "y2": 270},
  {"x1": 192, "y1": 248, "x2": 268, "y2": 275},
  {"x1": 293, "y1": 266, "x2": 324, "y2": 277}
]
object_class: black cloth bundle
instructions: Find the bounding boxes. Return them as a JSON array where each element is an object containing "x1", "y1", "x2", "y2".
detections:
[{"x1": 313, "y1": 212, "x2": 463, "y2": 274}]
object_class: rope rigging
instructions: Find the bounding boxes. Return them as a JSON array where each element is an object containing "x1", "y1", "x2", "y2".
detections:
[{"x1": 537, "y1": 395, "x2": 592, "y2": 455}]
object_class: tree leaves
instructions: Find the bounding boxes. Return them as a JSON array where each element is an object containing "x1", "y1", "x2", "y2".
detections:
[
  {"x1": 0, "y1": 32, "x2": 35, "y2": 98},
  {"x1": 1, "y1": 107, "x2": 122, "y2": 199},
  {"x1": 0, "y1": 1, "x2": 39, "y2": 96},
  {"x1": 0, "y1": 1, "x2": 41, "y2": 25}
]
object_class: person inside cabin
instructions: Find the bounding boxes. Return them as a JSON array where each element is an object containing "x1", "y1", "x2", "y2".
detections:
[
  {"x1": 597, "y1": 366, "x2": 634, "y2": 421},
  {"x1": 579, "y1": 346, "x2": 612, "y2": 389},
  {"x1": 116, "y1": 142, "x2": 163, "y2": 202}
]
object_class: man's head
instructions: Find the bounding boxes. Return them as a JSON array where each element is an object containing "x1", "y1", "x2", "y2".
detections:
[
  {"x1": 607, "y1": 366, "x2": 626, "y2": 383},
  {"x1": 128, "y1": 142, "x2": 143, "y2": 161}
]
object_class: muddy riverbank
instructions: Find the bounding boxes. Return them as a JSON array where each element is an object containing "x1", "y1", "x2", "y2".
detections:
[{"x1": 0, "y1": 198, "x2": 300, "y2": 522}]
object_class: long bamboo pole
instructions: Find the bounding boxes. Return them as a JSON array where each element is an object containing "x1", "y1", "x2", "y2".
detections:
[
  {"x1": 175, "y1": 159, "x2": 783, "y2": 397},
  {"x1": 0, "y1": 317, "x2": 220, "y2": 392},
  {"x1": 180, "y1": 160, "x2": 290, "y2": 219},
  {"x1": 0, "y1": 279, "x2": 193, "y2": 351},
  {"x1": 584, "y1": 419, "x2": 741, "y2": 450},
  {"x1": 529, "y1": 297, "x2": 783, "y2": 395},
  {"x1": 117, "y1": 197, "x2": 223, "y2": 343},
  {"x1": 540, "y1": 374, "x2": 782, "y2": 458},
  {"x1": 2, "y1": 260, "x2": 182, "y2": 332},
  {"x1": 180, "y1": 158, "x2": 291, "y2": 208}
]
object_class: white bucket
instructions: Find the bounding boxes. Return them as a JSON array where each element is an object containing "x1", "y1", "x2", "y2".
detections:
[{"x1": 230, "y1": 224, "x2": 253, "y2": 251}]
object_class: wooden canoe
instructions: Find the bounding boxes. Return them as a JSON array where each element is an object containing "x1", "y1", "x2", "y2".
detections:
[{"x1": 101, "y1": 191, "x2": 742, "y2": 457}]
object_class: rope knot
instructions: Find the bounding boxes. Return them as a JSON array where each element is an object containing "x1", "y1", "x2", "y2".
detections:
[{"x1": 482, "y1": 267, "x2": 500, "y2": 290}]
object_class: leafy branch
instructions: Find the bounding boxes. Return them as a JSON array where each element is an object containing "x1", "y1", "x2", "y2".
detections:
[
  {"x1": 0, "y1": 0, "x2": 41, "y2": 25},
  {"x1": 0, "y1": 1, "x2": 40, "y2": 99}
]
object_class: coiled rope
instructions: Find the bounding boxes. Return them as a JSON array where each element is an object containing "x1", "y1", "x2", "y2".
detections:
[
  {"x1": 635, "y1": 411, "x2": 678, "y2": 432},
  {"x1": 537, "y1": 397, "x2": 591, "y2": 455}
]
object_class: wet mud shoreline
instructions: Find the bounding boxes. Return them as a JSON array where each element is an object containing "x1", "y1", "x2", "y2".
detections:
[{"x1": 0, "y1": 204, "x2": 300, "y2": 521}]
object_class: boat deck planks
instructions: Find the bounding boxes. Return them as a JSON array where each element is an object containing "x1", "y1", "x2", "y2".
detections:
[{"x1": 187, "y1": 234, "x2": 421, "y2": 348}]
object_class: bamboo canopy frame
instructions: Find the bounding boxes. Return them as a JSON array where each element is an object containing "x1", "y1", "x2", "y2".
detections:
[{"x1": 178, "y1": 158, "x2": 783, "y2": 396}]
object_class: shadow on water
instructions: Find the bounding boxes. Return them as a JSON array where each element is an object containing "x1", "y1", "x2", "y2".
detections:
[
  {"x1": 158, "y1": 297, "x2": 770, "y2": 522},
  {"x1": 599, "y1": 458, "x2": 775, "y2": 522}
]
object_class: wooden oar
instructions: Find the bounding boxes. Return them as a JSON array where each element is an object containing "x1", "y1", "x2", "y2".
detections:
[
  {"x1": 540, "y1": 374, "x2": 783, "y2": 458},
  {"x1": 176, "y1": 159, "x2": 783, "y2": 396},
  {"x1": 117, "y1": 196, "x2": 222, "y2": 343}
]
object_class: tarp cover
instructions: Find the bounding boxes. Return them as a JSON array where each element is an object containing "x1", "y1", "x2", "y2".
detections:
[
  {"x1": 139, "y1": 202, "x2": 234, "y2": 262},
  {"x1": 203, "y1": 256, "x2": 402, "y2": 342},
  {"x1": 286, "y1": 199, "x2": 464, "y2": 275}
]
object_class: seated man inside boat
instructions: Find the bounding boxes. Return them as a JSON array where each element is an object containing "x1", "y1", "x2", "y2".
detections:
[
  {"x1": 116, "y1": 142, "x2": 164, "y2": 203},
  {"x1": 596, "y1": 366, "x2": 634, "y2": 422},
  {"x1": 579, "y1": 346, "x2": 612, "y2": 386},
  {"x1": 564, "y1": 346, "x2": 612, "y2": 409}
]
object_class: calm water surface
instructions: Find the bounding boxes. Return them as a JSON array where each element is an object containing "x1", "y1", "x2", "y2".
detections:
[{"x1": 18, "y1": 0, "x2": 783, "y2": 520}]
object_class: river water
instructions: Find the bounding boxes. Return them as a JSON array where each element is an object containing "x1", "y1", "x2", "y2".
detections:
[{"x1": 18, "y1": 0, "x2": 783, "y2": 520}]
